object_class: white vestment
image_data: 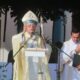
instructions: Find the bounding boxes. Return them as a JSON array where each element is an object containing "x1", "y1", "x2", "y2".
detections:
[
  {"x1": 60, "y1": 39, "x2": 80, "y2": 80},
  {"x1": 12, "y1": 32, "x2": 51, "y2": 80}
]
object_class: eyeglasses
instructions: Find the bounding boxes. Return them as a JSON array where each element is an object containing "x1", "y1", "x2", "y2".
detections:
[{"x1": 26, "y1": 23, "x2": 37, "y2": 27}]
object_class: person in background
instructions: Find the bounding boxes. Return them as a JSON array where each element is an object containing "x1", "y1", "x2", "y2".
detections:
[
  {"x1": 12, "y1": 10, "x2": 51, "y2": 80},
  {"x1": 60, "y1": 27, "x2": 80, "y2": 80}
]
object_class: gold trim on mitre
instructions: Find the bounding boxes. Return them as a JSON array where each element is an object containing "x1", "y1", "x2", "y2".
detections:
[{"x1": 22, "y1": 10, "x2": 38, "y2": 24}]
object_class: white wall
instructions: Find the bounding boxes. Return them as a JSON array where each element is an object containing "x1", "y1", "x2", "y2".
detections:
[
  {"x1": 5, "y1": 8, "x2": 17, "y2": 50},
  {"x1": 0, "y1": 8, "x2": 17, "y2": 62},
  {"x1": 43, "y1": 19, "x2": 53, "y2": 41},
  {"x1": 64, "y1": 10, "x2": 72, "y2": 41},
  {"x1": 36, "y1": 19, "x2": 53, "y2": 42}
]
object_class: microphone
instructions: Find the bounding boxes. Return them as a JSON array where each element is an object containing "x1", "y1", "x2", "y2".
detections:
[
  {"x1": 20, "y1": 32, "x2": 37, "y2": 48},
  {"x1": 21, "y1": 32, "x2": 33, "y2": 47}
]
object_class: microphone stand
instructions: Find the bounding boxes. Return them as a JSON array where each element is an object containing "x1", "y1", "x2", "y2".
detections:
[
  {"x1": 6, "y1": 45, "x2": 24, "y2": 67},
  {"x1": 50, "y1": 42, "x2": 73, "y2": 60},
  {"x1": 50, "y1": 42, "x2": 73, "y2": 80},
  {"x1": 55, "y1": 45, "x2": 73, "y2": 59},
  {"x1": 38, "y1": 16, "x2": 47, "y2": 80},
  {"x1": 0, "y1": 35, "x2": 30, "y2": 69}
]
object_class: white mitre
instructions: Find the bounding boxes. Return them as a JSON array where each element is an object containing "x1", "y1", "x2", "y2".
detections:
[{"x1": 22, "y1": 10, "x2": 38, "y2": 24}]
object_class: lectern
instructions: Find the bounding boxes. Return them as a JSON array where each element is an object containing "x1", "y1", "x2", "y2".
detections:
[{"x1": 25, "y1": 48, "x2": 51, "y2": 80}]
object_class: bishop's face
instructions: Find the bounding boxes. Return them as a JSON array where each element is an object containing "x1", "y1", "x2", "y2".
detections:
[{"x1": 23, "y1": 23, "x2": 37, "y2": 34}]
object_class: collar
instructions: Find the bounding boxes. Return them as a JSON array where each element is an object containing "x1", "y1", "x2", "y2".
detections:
[{"x1": 69, "y1": 39, "x2": 79, "y2": 45}]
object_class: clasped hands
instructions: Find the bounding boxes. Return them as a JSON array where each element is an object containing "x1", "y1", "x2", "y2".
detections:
[{"x1": 75, "y1": 44, "x2": 80, "y2": 54}]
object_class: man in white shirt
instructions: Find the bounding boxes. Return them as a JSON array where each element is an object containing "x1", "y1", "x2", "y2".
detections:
[{"x1": 60, "y1": 27, "x2": 80, "y2": 80}]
